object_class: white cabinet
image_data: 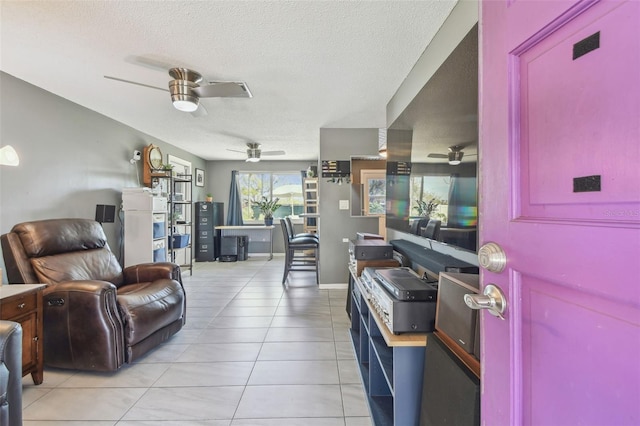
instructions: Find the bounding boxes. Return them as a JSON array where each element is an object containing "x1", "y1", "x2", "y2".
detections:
[{"x1": 123, "y1": 188, "x2": 168, "y2": 267}]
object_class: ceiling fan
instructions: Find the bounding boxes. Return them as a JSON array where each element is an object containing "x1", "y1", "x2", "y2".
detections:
[
  {"x1": 104, "y1": 67, "x2": 252, "y2": 117},
  {"x1": 227, "y1": 142, "x2": 286, "y2": 162},
  {"x1": 428, "y1": 145, "x2": 476, "y2": 165}
]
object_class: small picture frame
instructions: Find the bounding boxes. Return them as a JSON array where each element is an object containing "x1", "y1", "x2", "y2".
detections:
[{"x1": 195, "y1": 168, "x2": 205, "y2": 187}]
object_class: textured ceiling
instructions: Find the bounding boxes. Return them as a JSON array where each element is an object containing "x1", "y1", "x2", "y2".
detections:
[{"x1": 0, "y1": 1, "x2": 458, "y2": 161}]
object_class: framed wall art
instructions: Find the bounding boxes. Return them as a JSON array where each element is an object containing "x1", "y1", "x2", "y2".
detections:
[{"x1": 195, "y1": 168, "x2": 205, "y2": 187}]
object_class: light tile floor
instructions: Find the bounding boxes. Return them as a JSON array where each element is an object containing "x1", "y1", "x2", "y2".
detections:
[{"x1": 21, "y1": 256, "x2": 372, "y2": 426}]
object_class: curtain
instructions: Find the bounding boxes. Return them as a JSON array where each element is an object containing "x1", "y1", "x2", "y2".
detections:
[
  {"x1": 447, "y1": 173, "x2": 478, "y2": 228},
  {"x1": 227, "y1": 170, "x2": 244, "y2": 226},
  {"x1": 447, "y1": 173, "x2": 462, "y2": 227}
]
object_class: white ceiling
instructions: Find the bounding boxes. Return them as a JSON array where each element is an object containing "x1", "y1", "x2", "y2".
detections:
[{"x1": 0, "y1": 1, "x2": 458, "y2": 161}]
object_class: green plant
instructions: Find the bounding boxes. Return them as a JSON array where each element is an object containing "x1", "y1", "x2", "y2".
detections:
[
  {"x1": 414, "y1": 198, "x2": 439, "y2": 217},
  {"x1": 161, "y1": 163, "x2": 174, "y2": 171},
  {"x1": 252, "y1": 196, "x2": 281, "y2": 219}
]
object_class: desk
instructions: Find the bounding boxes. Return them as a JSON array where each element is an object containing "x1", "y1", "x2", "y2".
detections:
[
  {"x1": 217, "y1": 225, "x2": 275, "y2": 260},
  {"x1": 0, "y1": 284, "x2": 46, "y2": 384}
]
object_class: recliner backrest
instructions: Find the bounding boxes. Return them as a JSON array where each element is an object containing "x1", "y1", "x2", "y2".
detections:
[{"x1": 1, "y1": 218, "x2": 123, "y2": 286}]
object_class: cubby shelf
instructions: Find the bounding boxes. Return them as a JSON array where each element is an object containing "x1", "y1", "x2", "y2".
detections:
[{"x1": 349, "y1": 272, "x2": 427, "y2": 426}]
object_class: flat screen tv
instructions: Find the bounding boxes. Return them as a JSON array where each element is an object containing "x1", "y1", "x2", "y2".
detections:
[{"x1": 385, "y1": 24, "x2": 478, "y2": 252}]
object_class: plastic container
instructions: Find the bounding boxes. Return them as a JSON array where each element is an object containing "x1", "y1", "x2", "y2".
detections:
[{"x1": 170, "y1": 234, "x2": 190, "y2": 248}]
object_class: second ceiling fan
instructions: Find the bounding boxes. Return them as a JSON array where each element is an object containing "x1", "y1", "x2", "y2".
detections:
[
  {"x1": 227, "y1": 143, "x2": 286, "y2": 162},
  {"x1": 428, "y1": 145, "x2": 476, "y2": 165}
]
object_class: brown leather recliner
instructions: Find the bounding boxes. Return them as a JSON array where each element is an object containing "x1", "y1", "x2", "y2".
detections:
[{"x1": 1, "y1": 218, "x2": 186, "y2": 371}]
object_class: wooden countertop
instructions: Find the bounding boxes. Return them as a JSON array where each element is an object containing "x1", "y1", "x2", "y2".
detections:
[{"x1": 0, "y1": 284, "x2": 47, "y2": 299}]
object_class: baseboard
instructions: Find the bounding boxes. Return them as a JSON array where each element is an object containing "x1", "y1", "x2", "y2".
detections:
[{"x1": 319, "y1": 283, "x2": 348, "y2": 290}]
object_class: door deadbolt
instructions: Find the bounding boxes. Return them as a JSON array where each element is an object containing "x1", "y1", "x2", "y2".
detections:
[{"x1": 478, "y1": 242, "x2": 507, "y2": 273}]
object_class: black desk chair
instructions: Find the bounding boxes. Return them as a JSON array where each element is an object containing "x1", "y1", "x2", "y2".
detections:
[{"x1": 280, "y1": 219, "x2": 319, "y2": 285}]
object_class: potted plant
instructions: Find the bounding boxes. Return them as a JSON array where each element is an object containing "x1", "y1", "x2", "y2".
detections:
[
  {"x1": 160, "y1": 163, "x2": 174, "y2": 176},
  {"x1": 414, "y1": 198, "x2": 439, "y2": 219},
  {"x1": 252, "y1": 196, "x2": 281, "y2": 226},
  {"x1": 205, "y1": 193, "x2": 213, "y2": 202}
]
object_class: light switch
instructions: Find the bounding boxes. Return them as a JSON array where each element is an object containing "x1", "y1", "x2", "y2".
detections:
[{"x1": 339, "y1": 199, "x2": 349, "y2": 210}]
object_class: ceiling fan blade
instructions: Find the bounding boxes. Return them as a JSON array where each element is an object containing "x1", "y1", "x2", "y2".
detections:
[
  {"x1": 192, "y1": 82, "x2": 252, "y2": 98},
  {"x1": 427, "y1": 153, "x2": 448, "y2": 159},
  {"x1": 124, "y1": 55, "x2": 176, "y2": 72},
  {"x1": 190, "y1": 103, "x2": 208, "y2": 117},
  {"x1": 261, "y1": 150, "x2": 286, "y2": 156},
  {"x1": 104, "y1": 76, "x2": 168, "y2": 92}
]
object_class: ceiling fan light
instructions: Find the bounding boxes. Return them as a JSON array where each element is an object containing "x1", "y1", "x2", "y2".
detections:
[
  {"x1": 170, "y1": 78, "x2": 200, "y2": 112},
  {"x1": 448, "y1": 150, "x2": 463, "y2": 165},
  {"x1": 378, "y1": 128, "x2": 387, "y2": 158},
  {"x1": 246, "y1": 157, "x2": 260, "y2": 163},
  {"x1": 0, "y1": 145, "x2": 20, "y2": 166},
  {"x1": 172, "y1": 97, "x2": 199, "y2": 112}
]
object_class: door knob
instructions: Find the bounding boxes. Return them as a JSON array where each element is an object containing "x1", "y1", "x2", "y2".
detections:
[
  {"x1": 464, "y1": 284, "x2": 507, "y2": 319},
  {"x1": 478, "y1": 242, "x2": 507, "y2": 273}
]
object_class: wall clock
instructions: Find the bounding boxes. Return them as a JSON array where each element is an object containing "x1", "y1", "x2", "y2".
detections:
[
  {"x1": 143, "y1": 144, "x2": 164, "y2": 186},
  {"x1": 146, "y1": 144, "x2": 163, "y2": 170}
]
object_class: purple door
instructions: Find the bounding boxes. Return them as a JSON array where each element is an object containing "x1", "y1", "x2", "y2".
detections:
[{"x1": 479, "y1": 0, "x2": 640, "y2": 424}]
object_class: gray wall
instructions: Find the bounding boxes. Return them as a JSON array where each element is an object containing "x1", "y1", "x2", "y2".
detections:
[
  {"x1": 0, "y1": 72, "x2": 207, "y2": 281},
  {"x1": 206, "y1": 159, "x2": 315, "y2": 254},
  {"x1": 318, "y1": 128, "x2": 381, "y2": 285}
]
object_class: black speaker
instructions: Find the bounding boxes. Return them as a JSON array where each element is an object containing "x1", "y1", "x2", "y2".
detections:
[
  {"x1": 95, "y1": 204, "x2": 116, "y2": 223},
  {"x1": 237, "y1": 235, "x2": 248, "y2": 261},
  {"x1": 420, "y1": 333, "x2": 480, "y2": 426}
]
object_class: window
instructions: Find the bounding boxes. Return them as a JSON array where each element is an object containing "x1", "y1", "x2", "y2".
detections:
[
  {"x1": 410, "y1": 173, "x2": 478, "y2": 229},
  {"x1": 410, "y1": 175, "x2": 450, "y2": 225},
  {"x1": 361, "y1": 169, "x2": 386, "y2": 216},
  {"x1": 237, "y1": 172, "x2": 303, "y2": 222}
]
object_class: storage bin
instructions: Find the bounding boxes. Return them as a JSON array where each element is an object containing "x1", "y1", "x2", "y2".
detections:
[
  {"x1": 152, "y1": 239, "x2": 166, "y2": 262},
  {"x1": 170, "y1": 234, "x2": 190, "y2": 248},
  {"x1": 153, "y1": 214, "x2": 166, "y2": 238}
]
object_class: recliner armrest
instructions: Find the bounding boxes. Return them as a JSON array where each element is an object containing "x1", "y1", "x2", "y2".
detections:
[
  {"x1": 123, "y1": 262, "x2": 182, "y2": 285},
  {"x1": 43, "y1": 280, "x2": 125, "y2": 371}
]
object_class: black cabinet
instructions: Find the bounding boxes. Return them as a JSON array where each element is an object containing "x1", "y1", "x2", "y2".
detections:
[{"x1": 195, "y1": 202, "x2": 223, "y2": 261}]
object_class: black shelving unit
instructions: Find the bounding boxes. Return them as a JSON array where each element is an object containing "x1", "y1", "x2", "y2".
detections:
[{"x1": 152, "y1": 172, "x2": 193, "y2": 276}]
